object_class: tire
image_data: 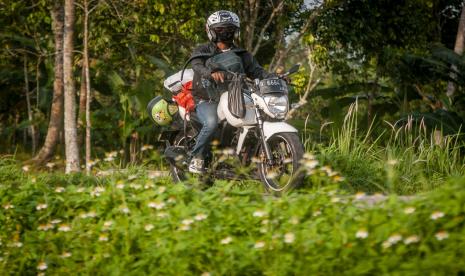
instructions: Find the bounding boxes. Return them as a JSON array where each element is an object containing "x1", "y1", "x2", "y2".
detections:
[
  {"x1": 169, "y1": 132, "x2": 194, "y2": 183},
  {"x1": 257, "y1": 132, "x2": 305, "y2": 194}
]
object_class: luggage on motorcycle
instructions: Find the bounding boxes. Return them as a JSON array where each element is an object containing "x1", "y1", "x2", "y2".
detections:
[
  {"x1": 228, "y1": 74, "x2": 246, "y2": 118},
  {"x1": 146, "y1": 96, "x2": 179, "y2": 126},
  {"x1": 259, "y1": 78, "x2": 288, "y2": 95},
  {"x1": 164, "y1": 69, "x2": 194, "y2": 94},
  {"x1": 173, "y1": 81, "x2": 195, "y2": 113}
]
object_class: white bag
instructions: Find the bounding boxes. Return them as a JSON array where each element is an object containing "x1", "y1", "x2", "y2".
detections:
[{"x1": 163, "y1": 69, "x2": 194, "y2": 93}]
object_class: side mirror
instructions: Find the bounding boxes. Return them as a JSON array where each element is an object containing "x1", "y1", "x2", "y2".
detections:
[{"x1": 287, "y1": 64, "x2": 300, "y2": 75}]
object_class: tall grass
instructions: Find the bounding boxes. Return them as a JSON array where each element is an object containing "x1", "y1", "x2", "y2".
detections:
[{"x1": 309, "y1": 101, "x2": 465, "y2": 194}]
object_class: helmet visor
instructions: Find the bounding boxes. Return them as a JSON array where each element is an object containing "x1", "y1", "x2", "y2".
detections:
[{"x1": 212, "y1": 26, "x2": 237, "y2": 33}]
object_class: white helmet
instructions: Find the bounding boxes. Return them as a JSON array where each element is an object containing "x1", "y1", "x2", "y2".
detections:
[{"x1": 206, "y1": 10, "x2": 240, "y2": 42}]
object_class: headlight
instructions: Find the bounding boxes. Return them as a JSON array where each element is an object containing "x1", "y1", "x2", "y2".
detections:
[{"x1": 264, "y1": 95, "x2": 288, "y2": 118}]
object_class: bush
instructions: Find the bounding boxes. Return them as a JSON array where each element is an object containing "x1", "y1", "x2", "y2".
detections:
[{"x1": 1, "y1": 163, "x2": 464, "y2": 274}]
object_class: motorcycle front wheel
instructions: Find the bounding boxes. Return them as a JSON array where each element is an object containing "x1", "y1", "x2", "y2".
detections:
[{"x1": 257, "y1": 132, "x2": 305, "y2": 194}]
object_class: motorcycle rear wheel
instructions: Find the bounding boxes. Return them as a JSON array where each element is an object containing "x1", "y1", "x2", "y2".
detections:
[
  {"x1": 257, "y1": 132, "x2": 305, "y2": 194},
  {"x1": 169, "y1": 132, "x2": 193, "y2": 183}
]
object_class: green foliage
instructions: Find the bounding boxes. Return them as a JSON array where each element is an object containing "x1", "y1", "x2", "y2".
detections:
[
  {"x1": 312, "y1": 102, "x2": 465, "y2": 194},
  {"x1": 1, "y1": 159, "x2": 465, "y2": 274}
]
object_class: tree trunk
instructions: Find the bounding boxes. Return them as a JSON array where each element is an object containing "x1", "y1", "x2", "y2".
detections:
[
  {"x1": 33, "y1": 2, "x2": 64, "y2": 165},
  {"x1": 78, "y1": 64, "x2": 86, "y2": 146},
  {"x1": 83, "y1": 0, "x2": 92, "y2": 175},
  {"x1": 63, "y1": 0, "x2": 80, "y2": 173},
  {"x1": 446, "y1": 4, "x2": 465, "y2": 98},
  {"x1": 23, "y1": 55, "x2": 37, "y2": 154}
]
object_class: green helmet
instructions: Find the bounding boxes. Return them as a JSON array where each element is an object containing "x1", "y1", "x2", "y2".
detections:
[{"x1": 147, "y1": 96, "x2": 178, "y2": 126}]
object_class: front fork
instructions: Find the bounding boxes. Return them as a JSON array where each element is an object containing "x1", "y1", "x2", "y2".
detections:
[{"x1": 254, "y1": 106, "x2": 274, "y2": 165}]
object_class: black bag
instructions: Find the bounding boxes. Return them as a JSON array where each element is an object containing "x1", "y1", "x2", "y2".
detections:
[{"x1": 228, "y1": 74, "x2": 245, "y2": 118}]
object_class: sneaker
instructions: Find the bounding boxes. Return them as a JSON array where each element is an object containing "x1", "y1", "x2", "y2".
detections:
[{"x1": 188, "y1": 158, "x2": 205, "y2": 174}]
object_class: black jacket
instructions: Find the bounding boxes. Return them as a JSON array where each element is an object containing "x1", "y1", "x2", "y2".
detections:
[{"x1": 190, "y1": 42, "x2": 274, "y2": 102}]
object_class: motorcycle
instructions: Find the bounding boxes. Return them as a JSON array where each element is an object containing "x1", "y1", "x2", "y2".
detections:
[{"x1": 149, "y1": 64, "x2": 305, "y2": 194}]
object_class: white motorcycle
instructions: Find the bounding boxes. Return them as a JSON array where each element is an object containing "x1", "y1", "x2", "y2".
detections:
[{"x1": 153, "y1": 64, "x2": 304, "y2": 194}]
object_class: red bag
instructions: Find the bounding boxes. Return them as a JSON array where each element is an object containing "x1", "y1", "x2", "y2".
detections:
[{"x1": 173, "y1": 81, "x2": 195, "y2": 113}]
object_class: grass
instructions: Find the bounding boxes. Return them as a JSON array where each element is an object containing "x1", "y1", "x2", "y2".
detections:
[
  {"x1": 305, "y1": 102, "x2": 465, "y2": 194},
  {"x1": 1, "y1": 158, "x2": 465, "y2": 274},
  {"x1": 1, "y1": 101, "x2": 464, "y2": 274}
]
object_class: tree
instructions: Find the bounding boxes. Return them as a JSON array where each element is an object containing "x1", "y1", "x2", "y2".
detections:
[
  {"x1": 446, "y1": 3, "x2": 465, "y2": 99},
  {"x1": 63, "y1": 0, "x2": 80, "y2": 173},
  {"x1": 34, "y1": 1, "x2": 65, "y2": 165}
]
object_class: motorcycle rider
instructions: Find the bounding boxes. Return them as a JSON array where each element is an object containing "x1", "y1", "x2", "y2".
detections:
[{"x1": 188, "y1": 10, "x2": 275, "y2": 173}]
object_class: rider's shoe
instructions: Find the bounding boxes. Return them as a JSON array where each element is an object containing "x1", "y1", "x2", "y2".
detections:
[{"x1": 188, "y1": 158, "x2": 205, "y2": 174}]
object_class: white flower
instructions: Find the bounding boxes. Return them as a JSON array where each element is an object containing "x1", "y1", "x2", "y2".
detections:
[
  {"x1": 46, "y1": 162, "x2": 55, "y2": 169},
  {"x1": 254, "y1": 241, "x2": 266, "y2": 249},
  {"x1": 36, "y1": 203, "x2": 48, "y2": 211},
  {"x1": 355, "y1": 229, "x2": 369, "y2": 239},
  {"x1": 253, "y1": 210, "x2": 266, "y2": 217},
  {"x1": 158, "y1": 186, "x2": 167, "y2": 194},
  {"x1": 141, "y1": 144, "x2": 154, "y2": 151},
  {"x1": 387, "y1": 234, "x2": 402, "y2": 244},
  {"x1": 220, "y1": 236, "x2": 233, "y2": 245},
  {"x1": 303, "y1": 153, "x2": 316, "y2": 160},
  {"x1": 80, "y1": 211, "x2": 97, "y2": 219},
  {"x1": 61, "y1": 252, "x2": 72, "y2": 258},
  {"x1": 91, "y1": 187, "x2": 105, "y2": 197},
  {"x1": 37, "y1": 261, "x2": 48, "y2": 271},
  {"x1": 290, "y1": 216, "x2": 299, "y2": 224},
  {"x1": 157, "y1": 212, "x2": 168, "y2": 218},
  {"x1": 58, "y1": 224, "x2": 71, "y2": 232},
  {"x1": 430, "y1": 211, "x2": 445, "y2": 220},
  {"x1": 51, "y1": 219, "x2": 62, "y2": 224},
  {"x1": 55, "y1": 186, "x2": 65, "y2": 193},
  {"x1": 130, "y1": 183, "x2": 142, "y2": 190},
  {"x1": 148, "y1": 201, "x2": 165, "y2": 210},
  {"x1": 284, "y1": 233, "x2": 295, "y2": 244},
  {"x1": 3, "y1": 203, "x2": 14, "y2": 210},
  {"x1": 116, "y1": 183, "x2": 125, "y2": 189},
  {"x1": 120, "y1": 207, "x2": 130, "y2": 214},
  {"x1": 181, "y1": 219, "x2": 194, "y2": 226},
  {"x1": 331, "y1": 197, "x2": 340, "y2": 203},
  {"x1": 180, "y1": 224, "x2": 191, "y2": 231},
  {"x1": 103, "y1": 221, "x2": 113, "y2": 229},
  {"x1": 382, "y1": 241, "x2": 392, "y2": 249},
  {"x1": 404, "y1": 235, "x2": 420, "y2": 244},
  {"x1": 128, "y1": 174, "x2": 137, "y2": 181},
  {"x1": 99, "y1": 234, "x2": 109, "y2": 242},
  {"x1": 303, "y1": 160, "x2": 319, "y2": 170},
  {"x1": 387, "y1": 159, "x2": 398, "y2": 166},
  {"x1": 435, "y1": 231, "x2": 449, "y2": 241},
  {"x1": 194, "y1": 213, "x2": 208, "y2": 221},
  {"x1": 37, "y1": 223, "x2": 54, "y2": 231},
  {"x1": 266, "y1": 170, "x2": 279, "y2": 179},
  {"x1": 404, "y1": 207, "x2": 416, "y2": 214},
  {"x1": 22, "y1": 165, "x2": 29, "y2": 172},
  {"x1": 354, "y1": 192, "x2": 366, "y2": 200},
  {"x1": 144, "y1": 224, "x2": 154, "y2": 231},
  {"x1": 104, "y1": 156, "x2": 115, "y2": 162}
]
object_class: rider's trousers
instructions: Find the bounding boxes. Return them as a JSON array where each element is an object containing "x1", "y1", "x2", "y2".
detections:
[{"x1": 191, "y1": 100, "x2": 218, "y2": 159}]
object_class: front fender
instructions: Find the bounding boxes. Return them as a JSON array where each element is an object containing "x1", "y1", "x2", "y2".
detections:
[{"x1": 263, "y1": 122, "x2": 298, "y2": 141}]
